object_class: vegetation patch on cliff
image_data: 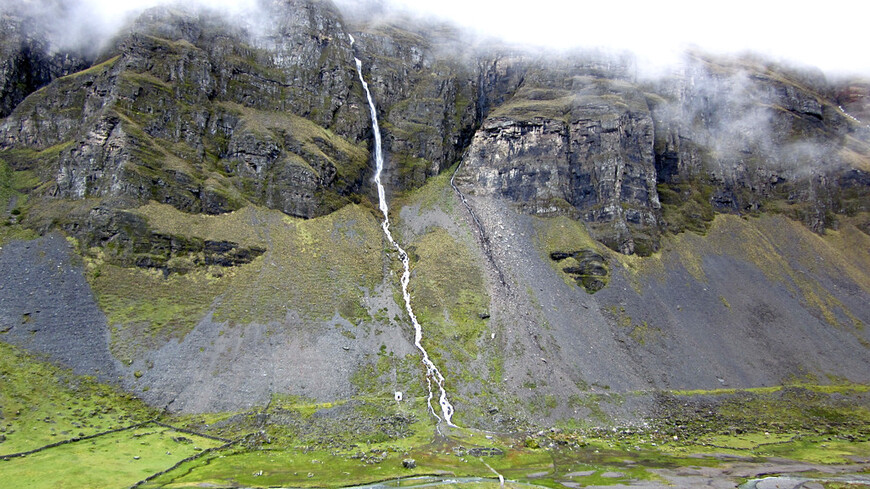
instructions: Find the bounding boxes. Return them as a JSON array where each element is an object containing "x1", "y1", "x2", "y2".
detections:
[
  {"x1": 533, "y1": 215, "x2": 610, "y2": 292},
  {"x1": 211, "y1": 203, "x2": 383, "y2": 325},
  {"x1": 408, "y1": 227, "x2": 489, "y2": 364},
  {"x1": 490, "y1": 87, "x2": 574, "y2": 121},
  {"x1": 84, "y1": 202, "x2": 385, "y2": 362}
]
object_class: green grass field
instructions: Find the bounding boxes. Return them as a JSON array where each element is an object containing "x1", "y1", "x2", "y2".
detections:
[{"x1": 1, "y1": 425, "x2": 224, "y2": 489}]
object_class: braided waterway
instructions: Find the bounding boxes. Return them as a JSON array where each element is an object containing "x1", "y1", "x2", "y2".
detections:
[{"x1": 350, "y1": 35, "x2": 456, "y2": 426}]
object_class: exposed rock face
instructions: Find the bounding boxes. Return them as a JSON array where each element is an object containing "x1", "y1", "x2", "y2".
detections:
[
  {"x1": 457, "y1": 51, "x2": 870, "y2": 253},
  {"x1": 0, "y1": 1, "x2": 378, "y2": 262},
  {"x1": 2, "y1": 0, "x2": 867, "y2": 259},
  {"x1": 348, "y1": 21, "x2": 480, "y2": 188},
  {"x1": 1, "y1": 1, "x2": 371, "y2": 215},
  {"x1": 568, "y1": 78, "x2": 660, "y2": 255},
  {"x1": 456, "y1": 55, "x2": 662, "y2": 254},
  {"x1": 550, "y1": 249, "x2": 608, "y2": 293},
  {"x1": 460, "y1": 117, "x2": 571, "y2": 208},
  {"x1": 655, "y1": 55, "x2": 870, "y2": 234},
  {"x1": 0, "y1": 7, "x2": 91, "y2": 118}
]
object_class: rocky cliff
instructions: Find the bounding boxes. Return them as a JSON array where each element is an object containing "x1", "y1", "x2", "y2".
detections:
[
  {"x1": 455, "y1": 51, "x2": 870, "y2": 255},
  {"x1": 0, "y1": 0, "x2": 868, "y2": 427},
  {"x1": 1, "y1": 1, "x2": 375, "y2": 254}
]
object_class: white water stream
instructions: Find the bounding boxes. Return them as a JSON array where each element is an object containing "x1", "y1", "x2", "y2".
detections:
[{"x1": 350, "y1": 35, "x2": 456, "y2": 426}]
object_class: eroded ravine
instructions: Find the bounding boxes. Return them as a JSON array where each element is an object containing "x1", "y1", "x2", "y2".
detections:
[{"x1": 350, "y1": 35, "x2": 456, "y2": 426}]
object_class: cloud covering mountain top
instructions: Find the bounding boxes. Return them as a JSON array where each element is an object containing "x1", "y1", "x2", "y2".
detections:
[{"x1": 4, "y1": 0, "x2": 869, "y2": 77}]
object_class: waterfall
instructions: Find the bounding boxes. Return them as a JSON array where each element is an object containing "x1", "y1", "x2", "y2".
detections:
[{"x1": 350, "y1": 34, "x2": 456, "y2": 426}]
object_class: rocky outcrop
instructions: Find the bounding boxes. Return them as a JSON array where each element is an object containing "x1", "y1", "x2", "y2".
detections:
[
  {"x1": 0, "y1": 7, "x2": 90, "y2": 118},
  {"x1": 550, "y1": 249, "x2": 608, "y2": 293},
  {"x1": 348, "y1": 21, "x2": 480, "y2": 188},
  {"x1": 455, "y1": 55, "x2": 662, "y2": 255},
  {"x1": 2, "y1": 0, "x2": 868, "y2": 263},
  {"x1": 457, "y1": 51, "x2": 870, "y2": 254},
  {"x1": 0, "y1": 1, "x2": 376, "y2": 263},
  {"x1": 651, "y1": 54, "x2": 870, "y2": 233}
]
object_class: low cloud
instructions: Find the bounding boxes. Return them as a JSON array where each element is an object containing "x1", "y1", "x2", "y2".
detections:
[
  {"x1": 4, "y1": 0, "x2": 266, "y2": 56},
  {"x1": 380, "y1": 0, "x2": 870, "y2": 77},
  {"x1": 7, "y1": 0, "x2": 868, "y2": 77}
]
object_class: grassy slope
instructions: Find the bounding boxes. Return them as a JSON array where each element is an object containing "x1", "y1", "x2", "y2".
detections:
[
  {"x1": 0, "y1": 158, "x2": 39, "y2": 245},
  {"x1": 0, "y1": 343, "x2": 222, "y2": 489},
  {"x1": 4, "y1": 201, "x2": 870, "y2": 487},
  {"x1": 613, "y1": 212, "x2": 870, "y2": 332},
  {"x1": 0, "y1": 343, "x2": 156, "y2": 455},
  {"x1": 137, "y1": 382, "x2": 870, "y2": 488},
  {"x1": 392, "y1": 169, "x2": 494, "y2": 419},
  {"x1": 1, "y1": 426, "x2": 224, "y2": 489},
  {"x1": 86, "y1": 202, "x2": 385, "y2": 363}
]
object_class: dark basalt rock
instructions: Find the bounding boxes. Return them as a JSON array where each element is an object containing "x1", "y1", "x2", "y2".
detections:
[
  {"x1": 3, "y1": 0, "x2": 867, "y2": 260},
  {"x1": 0, "y1": 0, "x2": 371, "y2": 228},
  {"x1": 0, "y1": 9, "x2": 91, "y2": 118}
]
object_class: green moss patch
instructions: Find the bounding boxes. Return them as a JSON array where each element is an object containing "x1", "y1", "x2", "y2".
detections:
[
  {"x1": 145, "y1": 408, "x2": 547, "y2": 489},
  {"x1": 91, "y1": 261, "x2": 230, "y2": 364},
  {"x1": 212, "y1": 204, "x2": 383, "y2": 324},
  {"x1": 657, "y1": 179, "x2": 716, "y2": 236},
  {"x1": 533, "y1": 215, "x2": 610, "y2": 292},
  {"x1": 0, "y1": 342, "x2": 156, "y2": 455},
  {"x1": 402, "y1": 224, "x2": 489, "y2": 408}
]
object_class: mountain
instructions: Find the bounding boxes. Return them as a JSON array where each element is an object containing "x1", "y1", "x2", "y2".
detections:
[{"x1": 0, "y1": 0, "x2": 868, "y2": 431}]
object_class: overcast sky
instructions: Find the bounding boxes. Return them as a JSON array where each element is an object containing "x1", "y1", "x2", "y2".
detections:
[
  {"x1": 388, "y1": 0, "x2": 869, "y2": 77},
  {"x1": 58, "y1": 0, "x2": 870, "y2": 77}
]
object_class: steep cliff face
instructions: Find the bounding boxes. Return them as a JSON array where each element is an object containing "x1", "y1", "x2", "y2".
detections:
[
  {"x1": 3, "y1": 1, "x2": 867, "y2": 258},
  {"x1": 654, "y1": 54, "x2": 870, "y2": 233},
  {"x1": 0, "y1": 1, "x2": 378, "y2": 264},
  {"x1": 454, "y1": 55, "x2": 658, "y2": 255},
  {"x1": 348, "y1": 20, "x2": 479, "y2": 190},
  {"x1": 0, "y1": 6, "x2": 91, "y2": 118},
  {"x1": 455, "y1": 57, "x2": 661, "y2": 255},
  {"x1": 836, "y1": 78, "x2": 870, "y2": 123},
  {"x1": 456, "y1": 51, "x2": 870, "y2": 254}
]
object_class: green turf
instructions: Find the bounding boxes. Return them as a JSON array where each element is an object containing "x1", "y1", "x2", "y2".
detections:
[{"x1": 0, "y1": 425, "x2": 224, "y2": 489}]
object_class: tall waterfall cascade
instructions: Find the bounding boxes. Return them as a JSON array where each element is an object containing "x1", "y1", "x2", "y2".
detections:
[{"x1": 349, "y1": 34, "x2": 457, "y2": 426}]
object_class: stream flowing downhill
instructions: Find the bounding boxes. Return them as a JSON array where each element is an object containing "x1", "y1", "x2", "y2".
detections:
[{"x1": 350, "y1": 35, "x2": 456, "y2": 427}]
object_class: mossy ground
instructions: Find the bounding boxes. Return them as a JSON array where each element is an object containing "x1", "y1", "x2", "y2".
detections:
[
  {"x1": 1, "y1": 426, "x2": 224, "y2": 489},
  {"x1": 407, "y1": 226, "x2": 488, "y2": 366},
  {"x1": 656, "y1": 179, "x2": 716, "y2": 235},
  {"x1": 0, "y1": 158, "x2": 39, "y2": 245},
  {"x1": 0, "y1": 343, "x2": 157, "y2": 455},
  {"x1": 532, "y1": 214, "x2": 609, "y2": 291},
  {"x1": 2, "y1": 343, "x2": 869, "y2": 488}
]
